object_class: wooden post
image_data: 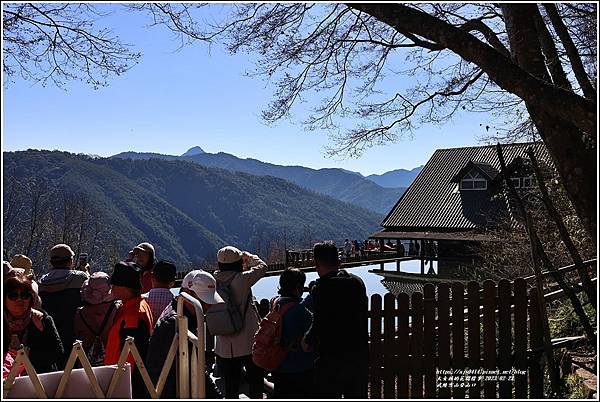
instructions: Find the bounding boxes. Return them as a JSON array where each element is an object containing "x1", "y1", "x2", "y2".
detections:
[
  {"x1": 467, "y1": 281, "x2": 481, "y2": 399},
  {"x1": 370, "y1": 294, "x2": 383, "y2": 399},
  {"x1": 528, "y1": 288, "x2": 545, "y2": 398},
  {"x1": 383, "y1": 294, "x2": 396, "y2": 398},
  {"x1": 451, "y1": 282, "x2": 465, "y2": 399},
  {"x1": 410, "y1": 292, "x2": 424, "y2": 398},
  {"x1": 396, "y1": 259, "x2": 401, "y2": 272},
  {"x1": 497, "y1": 280, "x2": 512, "y2": 398},
  {"x1": 397, "y1": 293, "x2": 410, "y2": 398},
  {"x1": 513, "y1": 279, "x2": 528, "y2": 399},
  {"x1": 482, "y1": 280, "x2": 497, "y2": 398},
  {"x1": 526, "y1": 146, "x2": 596, "y2": 309},
  {"x1": 423, "y1": 284, "x2": 436, "y2": 398},
  {"x1": 437, "y1": 283, "x2": 451, "y2": 399}
]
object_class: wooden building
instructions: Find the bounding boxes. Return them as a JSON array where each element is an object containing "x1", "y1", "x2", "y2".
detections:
[{"x1": 370, "y1": 141, "x2": 550, "y2": 278}]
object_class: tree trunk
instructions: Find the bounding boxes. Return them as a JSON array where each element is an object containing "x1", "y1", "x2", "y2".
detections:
[
  {"x1": 350, "y1": 3, "x2": 597, "y2": 244},
  {"x1": 501, "y1": 4, "x2": 597, "y2": 245},
  {"x1": 543, "y1": 3, "x2": 596, "y2": 100}
]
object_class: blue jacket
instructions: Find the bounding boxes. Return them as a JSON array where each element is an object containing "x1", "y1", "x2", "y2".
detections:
[{"x1": 274, "y1": 296, "x2": 314, "y2": 374}]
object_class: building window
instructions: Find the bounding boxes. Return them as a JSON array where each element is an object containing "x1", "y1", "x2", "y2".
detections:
[
  {"x1": 460, "y1": 171, "x2": 487, "y2": 190},
  {"x1": 522, "y1": 176, "x2": 535, "y2": 188},
  {"x1": 510, "y1": 177, "x2": 520, "y2": 188}
]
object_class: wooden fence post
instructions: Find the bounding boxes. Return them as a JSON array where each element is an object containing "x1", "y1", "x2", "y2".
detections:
[
  {"x1": 437, "y1": 283, "x2": 451, "y2": 399},
  {"x1": 423, "y1": 284, "x2": 436, "y2": 398},
  {"x1": 383, "y1": 293, "x2": 397, "y2": 398},
  {"x1": 410, "y1": 292, "x2": 424, "y2": 398},
  {"x1": 483, "y1": 280, "x2": 497, "y2": 398},
  {"x1": 467, "y1": 281, "x2": 481, "y2": 399},
  {"x1": 528, "y1": 288, "x2": 545, "y2": 398},
  {"x1": 451, "y1": 282, "x2": 466, "y2": 399},
  {"x1": 497, "y1": 279, "x2": 513, "y2": 398},
  {"x1": 370, "y1": 294, "x2": 383, "y2": 399},
  {"x1": 397, "y1": 293, "x2": 410, "y2": 398},
  {"x1": 513, "y1": 278, "x2": 529, "y2": 398}
]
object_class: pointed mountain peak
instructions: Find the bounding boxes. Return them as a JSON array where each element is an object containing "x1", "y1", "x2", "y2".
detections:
[{"x1": 181, "y1": 146, "x2": 205, "y2": 157}]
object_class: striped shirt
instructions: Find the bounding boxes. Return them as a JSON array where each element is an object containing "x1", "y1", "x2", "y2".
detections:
[{"x1": 142, "y1": 288, "x2": 174, "y2": 326}]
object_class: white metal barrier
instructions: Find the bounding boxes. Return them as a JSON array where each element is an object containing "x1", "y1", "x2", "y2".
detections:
[{"x1": 3, "y1": 294, "x2": 207, "y2": 399}]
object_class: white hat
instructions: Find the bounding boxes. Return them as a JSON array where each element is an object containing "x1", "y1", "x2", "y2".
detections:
[
  {"x1": 182, "y1": 270, "x2": 225, "y2": 305},
  {"x1": 217, "y1": 246, "x2": 243, "y2": 264}
]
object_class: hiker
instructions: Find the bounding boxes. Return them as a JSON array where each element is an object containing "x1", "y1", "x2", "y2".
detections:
[
  {"x1": 127, "y1": 242, "x2": 155, "y2": 294},
  {"x1": 4, "y1": 272, "x2": 64, "y2": 374},
  {"x1": 270, "y1": 268, "x2": 314, "y2": 399},
  {"x1": 38, "y1": 244, "x2": 89, "y2": 359},
  {"x1": 302, "y1": 241, "x2": 369, "y2": 398},
  {"x1": 73, "y1": 272, "x2": 120, "y2": 366},
  {"x1": 142, "y1": 260, "x2": 176, "y2": 325},
  {"x1": 104, "y1": 261, "x2": 153, "y2": 398},
  {"x1": 213, "y1": 246, "x2": 268, "y2": 399},
  {"x1": 146, "y1": 270, "x2": 223, "y2": 398}
]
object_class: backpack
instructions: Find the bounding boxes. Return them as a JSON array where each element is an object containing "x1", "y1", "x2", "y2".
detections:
[
  {"x1": 205, "y1": 274, "x2": 251, "y2": 336},
  {"x1": 251, "y1": 298, "x2": 298, "y2": 372},
  {"x1": 78, "y1": 303, "x2": 115, "y2": 366}
]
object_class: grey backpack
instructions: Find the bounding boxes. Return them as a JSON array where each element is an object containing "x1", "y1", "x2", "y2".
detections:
[{"x1": 205, "y1": 274, "x2": 250, "y2": 336}]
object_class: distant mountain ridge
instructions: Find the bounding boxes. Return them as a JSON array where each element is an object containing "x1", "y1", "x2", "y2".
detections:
[
  {"x1": 367, "y1": 166, "x2": 423, "y2": 188},
  {"x1": 112, "y1": 147, "x2": 414, "y2": 214},
  {"x1": 3, "y1": 150, "x2": 382, "y2": 270}
]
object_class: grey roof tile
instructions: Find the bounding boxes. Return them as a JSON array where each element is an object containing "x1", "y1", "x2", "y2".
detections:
[{"x1": 381, "y1": 142, "x2": 550, "y2": 231}]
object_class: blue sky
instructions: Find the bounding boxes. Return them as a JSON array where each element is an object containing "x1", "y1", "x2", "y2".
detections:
[{"x1": 3, "y1": 5, "x2": 498, "y2": 176}]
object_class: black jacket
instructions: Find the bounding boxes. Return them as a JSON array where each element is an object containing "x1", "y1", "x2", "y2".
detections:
[
  {"x1": 21, "y1": 312, "x2": 65, "y2": 373},
  {"x1": 146, "y1": 301, "x2": 221, "y2": 398},
  {"x1": 304, "y1": 269, "x2": 369, "y2": 362},
  {"x1": 38, "y1": 268, "x2": 88, "y2": 358}
]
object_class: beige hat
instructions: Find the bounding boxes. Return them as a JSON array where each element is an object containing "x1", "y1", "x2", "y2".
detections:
[
  {"x1": 10, "y1": 254, "x2": 33, "y2": 276},
  {"x1": 50, "y1": 244, "x2": 75, "y2": 263},
  {"x1": 134, "y1": 242, "x2": 155, "y2": 255},
  {"x1": 217, "y1": 246, "x2": 243, "y2": 264},
  {"x1": 182, "y1": 270, "x2": 224, "y2": 305}
]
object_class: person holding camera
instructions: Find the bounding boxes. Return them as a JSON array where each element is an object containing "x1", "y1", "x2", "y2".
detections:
[
  {"x1": 127, "y1": 242, "x2": 155, "y2": 294},
  {"x1": 213, "y1": 246, "x2": 268, "y2": 399}
]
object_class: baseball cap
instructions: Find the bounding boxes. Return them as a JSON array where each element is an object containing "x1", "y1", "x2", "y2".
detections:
[
  {"x1": 134, "y1": 242, "x2": 155, "y2": 255},
  {"x1": 182, "y1": 270, "x2": 224, "y2": 305}
]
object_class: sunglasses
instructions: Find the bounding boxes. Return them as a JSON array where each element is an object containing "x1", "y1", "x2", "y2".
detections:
[{"x1": 6, "y1": 291, "x2": 32, "y2": 301}]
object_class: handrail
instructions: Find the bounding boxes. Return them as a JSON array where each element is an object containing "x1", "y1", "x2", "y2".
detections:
[{"x1": 176, "y1": 292, "x2": 206, "y2": 399}]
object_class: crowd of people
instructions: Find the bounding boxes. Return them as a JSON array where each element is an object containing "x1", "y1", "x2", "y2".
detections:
[{"x1": 3, "y1": 240, "x2": 369, "y2": 399}]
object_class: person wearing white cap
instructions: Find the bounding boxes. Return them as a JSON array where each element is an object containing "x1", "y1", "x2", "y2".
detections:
[
  {"x1": 146, "y1": 270, "x2": 223, "y2": 398},
  {"x1": 213, "y1": 246, "x2": 268, "y2": 399}
]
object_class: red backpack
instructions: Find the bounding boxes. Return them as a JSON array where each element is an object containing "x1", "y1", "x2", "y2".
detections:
[{"x1": 252, "y1": 298, "x2": 298, "y2": 372}]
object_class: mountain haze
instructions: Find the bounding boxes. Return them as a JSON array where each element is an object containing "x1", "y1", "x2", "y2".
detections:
[
  {"x1": 366, "y1": 166, "x2": 423, "y2": 188},
  {"x1": 3, "y1": 150, "x2": 381, "y2": 271},
  {"x1": 112, "y1": 147, "x2": 407, "y2": 214}
]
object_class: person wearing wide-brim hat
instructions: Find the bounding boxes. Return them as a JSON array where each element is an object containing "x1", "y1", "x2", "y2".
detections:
[
  {"x1": 213, "y1": 246, "x2": 269, "y2": 399},
  {"x1": 104, "y1": 261, "x2": 153, "y2": 398}
]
